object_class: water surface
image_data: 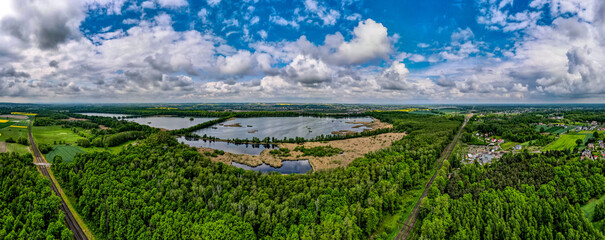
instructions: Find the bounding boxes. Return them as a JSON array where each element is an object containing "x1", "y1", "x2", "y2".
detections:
[
  {"x1": 126, "y1": 116, "x2": 217, "y2": 130},
  {"x1": 194, "y1": 116, "x2": 373, "y2": 140},
  {"x1": 231, "y1": 160, "x2": 313, "y2": 174},
  {"x1": 177, "y1": 137, "x2": 277, "y2": 155}
]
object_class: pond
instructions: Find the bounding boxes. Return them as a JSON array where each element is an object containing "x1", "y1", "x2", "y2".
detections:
[
  {"x1": 126, "y1": 116, "x2": 217, "y2": 130},
  {"x1": 78, "y1": 113, "x2": 131, "y2": 118},
  {"x1": 194, "y1": 116, "x2": 374, "y2": 140},
  {"x1": 177, "y1": 136, "x2": 278, "y2": 155},
  {"x1": 231, "y1": 160, "x2": 313, "y2": 174}
]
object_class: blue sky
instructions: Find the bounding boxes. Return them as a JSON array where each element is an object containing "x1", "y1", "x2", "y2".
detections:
[{"x1": 0, "y1": 0, "x2": 604, "y2": 103}]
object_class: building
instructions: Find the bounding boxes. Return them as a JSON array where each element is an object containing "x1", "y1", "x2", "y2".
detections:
[{"x1": 514, "y1": 145, "x2": 522, "y2": 150}]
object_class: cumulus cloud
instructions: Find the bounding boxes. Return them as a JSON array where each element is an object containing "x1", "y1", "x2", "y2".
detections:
[
  {"x1": 217, "y1": 50, "x2": 256, "y2": 75},
  {"x1": 330, "y1": 19, "x2": 392, "y2": 64},
  {"x1": 283, "y1": 55, "x2": 333, "y2": 88}
]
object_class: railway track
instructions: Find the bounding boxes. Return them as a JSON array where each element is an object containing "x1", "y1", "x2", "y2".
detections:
[
  {"x1": 28, "y1": 121, "x2": 88, "y2": 240},
  {"x1": 394, "y1": 114, "x2": 471, "y2": 240}
]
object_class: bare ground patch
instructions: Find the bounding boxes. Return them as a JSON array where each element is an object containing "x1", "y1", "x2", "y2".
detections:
[
  {"x1": 0, "y1": 142, "x2": 6, "y2": 153},
  {"x1": 198, "y1": 132, "x2": 406, "y2": 171},
  {"x1": 63, "y1": 117, "x2": 88, "y2": 121},
  {"x1": 0, "y1": 114, "x2": 28, "y2": 120}
]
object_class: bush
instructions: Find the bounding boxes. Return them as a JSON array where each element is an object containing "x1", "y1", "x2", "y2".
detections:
[
  {"x1": 76, "y1": 139, "x2": 91, "y2": 148},
  {"x1": 5, "y1": 137, "x2": 15, "y2": 143},
  {"x1": 17, "y1": 137, "x2": 29, "y2": 146},
  {"x1": 92, "y1": 138, "x2": 104, "y2": 147},
  {"x1": 38, "y1": 144, "x2": 53, "y2": 154}
]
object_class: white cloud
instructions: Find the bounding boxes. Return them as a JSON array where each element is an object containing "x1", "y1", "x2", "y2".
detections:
[
  {"x1": 217, "y1": 50, "x2": 255, "y2": 75},
  {"x1": 207, "y1": 0, "x2": 221, "y2": 7},
  {"x1": 156, "y1": 0, "x2": 188, "y2": 8},
  {"x1": 141, "y1": 1, "x2": 155, "y2": 9},
  {"x1": 304, "y1": 0, "x2": 341, "y2": 26},
  {"x1": 283, "y1": 55, "x2": 333, "y2": 87},
  {"x1": 330, "y1": 19, "x2": 392, "y2": 64}
]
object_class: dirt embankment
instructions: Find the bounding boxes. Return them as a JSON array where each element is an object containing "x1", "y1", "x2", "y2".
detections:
[{"x1": 198, "y1": 132, "x2": 406, "y2": 171}]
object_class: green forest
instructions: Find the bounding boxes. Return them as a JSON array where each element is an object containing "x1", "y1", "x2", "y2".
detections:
[
  {"x1": 50, "y1": 112, "x2": 462, "y2": 239},
  {"x1": 417, "y1": 150, "x2": 605, "y2": 239},
  {"x1": 0, "y1": 153, "x2": 73, "y2": 239}
]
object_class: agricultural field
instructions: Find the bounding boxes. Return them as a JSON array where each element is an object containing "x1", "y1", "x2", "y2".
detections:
[
  {"x1": 32, "y1": 125, "x2": 86, "y2": 146},
  {"x1": 534, "y1": 125, "x2": 571, "y2": 134},
  {"x1": 0, "y1": 126, "x2": 30, "y2": 154},
  {"x1": 543, "y1": 133, "x2": 589, "y2": 151},
  {"x1": 46, "y1": 145, "x2": 85, "y2": 162}
]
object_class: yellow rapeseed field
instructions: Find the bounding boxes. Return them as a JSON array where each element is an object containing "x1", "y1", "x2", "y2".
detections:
[
  {"x1": 9, "y1": 125, "x2": 28, "y2": 128},
  {"x1": 11, "y1": 112, "x2": 37, "y2": 116},
  {"x1": 0, "y1": 119, "x2": 9, "y2": 123}
]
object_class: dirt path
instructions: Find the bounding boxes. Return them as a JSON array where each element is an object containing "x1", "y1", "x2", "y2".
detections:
[
  {"x1": 199, "y1": 132, "x2": 406, "y2": 171},
  {"x1": 0, "y1": 142, "x2": 6, "y2": 153}
]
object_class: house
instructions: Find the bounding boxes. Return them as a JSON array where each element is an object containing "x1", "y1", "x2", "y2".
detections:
[
  {"x1": 588, "y1": 143, "x2": 595, "y2": 149},
  {"x1": 592, "y1": 121, "x2": 598, "y2": 125},
  {"x1": 582, "y1": 149, "x2": 593, "y2": 160},
  {"x1": 514, "y1": 145, "x2": 522, "y2": 150}
]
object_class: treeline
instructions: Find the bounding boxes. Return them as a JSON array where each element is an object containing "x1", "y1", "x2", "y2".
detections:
[
  {"x1": 294, "y1": 146, "x2": 342, "y2": 157},
  {"x1": 52, "y1": 113, "x2": 462, "y2": 239},
  {"x1": 213, "y1": 127, "x2": 393, "y2": 144},
  {"x1": 170, "y1": 115, "x2": 234, "y2": 135},
  {"x1": 416, "y1": 150, "x2": 605, "y2": 239},
  {"x1": 0, "y1": 153, "x2": 72, "y2": 239}
]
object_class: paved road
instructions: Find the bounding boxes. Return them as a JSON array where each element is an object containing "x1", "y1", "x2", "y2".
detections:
[
  {"x1": 28, "y1": 122, "x2": 88, "y2": 240},
  {"x1": 394, "y1": 114, "x2": 472, "y2": 240}
]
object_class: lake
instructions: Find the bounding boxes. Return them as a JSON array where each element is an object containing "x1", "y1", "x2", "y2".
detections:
[
  {"x1": 126, "y1": 116, "x2": 217, "y2": 130},
  {"x1": 79, "y1": 113, "x2": 131, "y2": 118},
  {"x1": 231, "y1": 160, "x2": 313, "y2": 174},
  {"x1": 177, "y1": 136, "x2": 278, "y2": 155},
  {"x1": 194, "y1": 116, "x2": 374, "y2": 140}
]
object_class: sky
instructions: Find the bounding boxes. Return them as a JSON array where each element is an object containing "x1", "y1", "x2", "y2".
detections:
[{"x1": 0, "y1": 0, "x2": 604, "y2": 103}]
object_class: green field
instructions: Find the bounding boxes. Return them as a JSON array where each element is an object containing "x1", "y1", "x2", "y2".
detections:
[
  {"x1": 582, "y1": 194, "x2": 605, "y2": 231},
  {"x1": 46, "y1": 145, "x2": 85, "y2": 162},
  {"x1": 0, "y1": 123, "x2": 30, "y2": 154},
  {"x1": 0, "y1": 126, "x2": 28, "y2": 141},
  {"x1": 6, "y1": 143, "x2": 30, "y2": 155},
  {"x1": 543, "y1": 134, "x2": 588, "y2": 151},
  {"x1": 32, "y1": 125, "x2": 86, "y2": 146}
]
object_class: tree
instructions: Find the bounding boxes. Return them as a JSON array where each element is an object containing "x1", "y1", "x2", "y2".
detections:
[
  {"x1": 576, "y1": 139, "x2": 584, "y2": 147},
  {"x1": 17, "y1": 137, "x2": 28, "y2": 145}
]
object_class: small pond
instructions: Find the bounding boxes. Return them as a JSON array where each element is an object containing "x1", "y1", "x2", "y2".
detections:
[
  {"x1": 177, "y1": 137, "x2": 278, "y2": 155},
  {"x1": 78, "y1": 113, "x2": 131, "y2": 118},
  {"x1": 126, "y1": 116, "x2": 217, "y2": 130},
  {"x1": 231, "y1": 160, "x2": 313, "y2": 174},
  {"x1": 194, "y1": 116, "x2": 374, "y2": 140}
]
